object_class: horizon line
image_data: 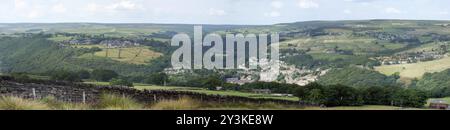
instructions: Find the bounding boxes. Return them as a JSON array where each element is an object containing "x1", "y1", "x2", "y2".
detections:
[{"x1": 2, "y1": 19, "x2": 450, "y2": 26}]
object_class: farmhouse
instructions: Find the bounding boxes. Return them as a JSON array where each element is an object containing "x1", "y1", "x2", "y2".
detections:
[{"x1": 429, "y1": 100, "x2": 449, "y2": 110}]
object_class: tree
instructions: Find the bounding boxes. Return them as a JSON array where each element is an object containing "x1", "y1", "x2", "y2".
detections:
[
  {"x1": 50, "y1": 70, "x2": 81, "y2": 82},
  {"x1": 77, "y1": 70, "x2": 91, "y2": 79},
  {"x1": 323, "y1": 85, "x2": 361, "y2": 106},
  {"x1": 10, "y1": 72, "x2": 31, "y2": 82},
  {"x1": 306, "y1": 89, "x2": 325, "y2": 105},
  {"x1": 202, "y1": 76, "x2": 223, "y2": 90},
  {"x1": 110, "y1": 78, "x2": 134, "y2": 87},
  {"x1": 144, "y1": 73, "x2": 168, "y2": 85},
  {"x1": 91, "y1": 69, "x2": 119, "y2": 82}
]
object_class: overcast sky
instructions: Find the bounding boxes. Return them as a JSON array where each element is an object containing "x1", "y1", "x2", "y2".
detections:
[{"x1": 0, "y1": 0, "x2": 449, "y2": 25}]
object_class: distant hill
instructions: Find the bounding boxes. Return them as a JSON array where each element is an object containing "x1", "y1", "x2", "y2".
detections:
[{"x1": 2, "y1": 20, "x2": 450, "y2": 86}]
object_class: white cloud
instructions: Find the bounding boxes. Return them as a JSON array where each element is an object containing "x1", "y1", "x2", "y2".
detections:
[
  {"x1": 86, "y1": 3, "x2": 99, "y2": 12},
  {"x1": 52, "y1": 4, "x2": 67, "y2": 13},
  {"x1": 438, "y1": 11, "x2": 449, "y2": 15},
  {"x1": 298, "y1": 0, "x2": 319, "y2": 9},
  {"x1": 271, "y1": 1, "x2": 283, "y2": 9},
  {"x1": 26, "y1": 10, "x2": 41, "y2": 19},
  {"x1": 265, "y1": 11, "x2": 280, "y2": 17},
  {"x1": 209, "y1": 8, "x2": 227, "y2": 16},
  {"x1": 14, "y1": 0, "x2": 27, "y2": 9},
  {"x1": 343, "y1": 9, "x2": 352, "y2": 14},
  {"x1": 106, "y1": 0, "x2": 139, "y2": 11},
  {"x1": 384, "y1": 7, "x2": 402, "y2": 14}
]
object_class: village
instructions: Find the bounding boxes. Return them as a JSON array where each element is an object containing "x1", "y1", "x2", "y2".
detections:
[
  {"x1": 164, "y1": 58, "x2": 327, "y2": 98},
  {"x1": 375, "y1": 44, "x2": 449, "y2": 65},
  {"x1": 59, "y1": 37, "x2": 141, "y2": 48}
]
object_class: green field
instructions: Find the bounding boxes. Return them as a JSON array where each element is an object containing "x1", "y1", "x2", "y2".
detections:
[
  {"x1": 76, "y1": 45, "x2": 163, "y2": 65},
  {"x1": 375, "y1": 56, "x2": 450, "y2": 79},
  {"x1": 84, "y1": 82, "x2": 299, "y2": 101}
]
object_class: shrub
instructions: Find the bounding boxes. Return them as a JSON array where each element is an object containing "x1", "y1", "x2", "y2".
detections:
[
  {"x1": 96, "y1": 94, "x2": 143, "y2": 110},
  {"x1": 151, "y1": 97, "x2": 200, "y2": 110},
  {"x1": 91, "y1": 69, "x2": 119, "y2": 82},
  {"x1": 0, "y1": 96, "x2": 49, "y2": 110},
  {"x1": 110, "y1": 78, "x2": 134, "y2": 87},
  {"x1": 40, "y1": 96, "x2": 90, "y2": 110}
]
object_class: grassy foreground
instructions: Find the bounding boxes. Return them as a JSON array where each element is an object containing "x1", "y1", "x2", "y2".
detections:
[
  {"x1": 0, "y1": 94, "x2": 301, "y2": 110},
  {"x1": 0, "y1": 94, "x2": 435, "y2": 110}
]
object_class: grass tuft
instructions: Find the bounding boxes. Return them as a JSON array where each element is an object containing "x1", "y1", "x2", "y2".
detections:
[
  {"x1": 0, "y1": 96, "x2": 49, "y2": 110},
  {"x1": 151, "y1": 97, "x2": 200, "y2": 110},
  {"x1": 96, "y1": 94, "x2": 143, "y2": 110}
]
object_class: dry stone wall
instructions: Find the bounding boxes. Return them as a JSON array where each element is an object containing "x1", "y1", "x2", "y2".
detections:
[{"x1": 0, "y1": 76, "x2": 299, "y2": 105}]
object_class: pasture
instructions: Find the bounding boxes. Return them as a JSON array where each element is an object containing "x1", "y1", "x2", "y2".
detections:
[
  {"x1": 375, "y1": 56, "x2": 450, "y2": 79},
  {"x1": 84, "y1": 82, "x2": 299, "y2": 101},
  {"x1": 76, "y1": 45, "x2": 163, "y2": 65}
]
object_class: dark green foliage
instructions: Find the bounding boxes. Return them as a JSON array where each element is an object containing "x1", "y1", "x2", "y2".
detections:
[
  {"x1": 77, "y1": 70, "x2": 91, "y2": 79},
  {"x1": 295, "y1": 83, "x2": 362, "y2": 106},
  {"x1": 201, "y1": 76, "x2": 224, "y2": 90},
  {"x1": 392, "y1": 89, "x2": 429, "y2": 108},
  {"x1": 414, "y1": 69, "x2": 450, "y2": 97},
  {"x1": 318, "y1": 67, "x2": 399, "y2": 88},
  {"x1": 295, "y1": 83, "x2": 428, "y2": 108},
  {"x1": 284, "y1": 54, "x2": 379, "y2": 69},
  {"x1": 0, "y1": 36, "x2": 80, "y2": 73},
  {"x1": 110, "y1": 78, "x2": 134, "y2": 87},
  {"x1": 0, "y1": 36, "x2": 170, "y2": 79},
  {"x1": 10, "y1": 72, "x2": 31, "y2": 82},
  {"x1": 91, "y1": 69, "x2": 119, "y2": 82},
  {"x1": 49, "y1": 70, "x2": 82, "y2": 82},
  {"x1": 241, "y1": 82, "x2": 298, "y2": 94},
  {"x1": 144, "y1": 73, "x2": 168, "y2": 85}
]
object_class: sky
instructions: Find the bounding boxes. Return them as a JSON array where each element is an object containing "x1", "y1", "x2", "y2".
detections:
[{"x1": 0, "y1": 0, "x2": 449, "y2": 25}]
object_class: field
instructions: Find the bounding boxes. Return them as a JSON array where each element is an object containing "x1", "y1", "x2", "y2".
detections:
[
  {"x1": 76, "y1": 45, "x2": 163, "y2": 65},
  {"x1": 375, "y1": 56, "x2": 450, "y2": 79},
  {"x1": 85, "y1": 82, "x2": 299, "y2": 101}
]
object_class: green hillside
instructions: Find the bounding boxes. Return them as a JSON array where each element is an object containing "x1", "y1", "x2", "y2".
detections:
[{"x1": 0, "y1": 35, "x2": 166, "y2": 77}]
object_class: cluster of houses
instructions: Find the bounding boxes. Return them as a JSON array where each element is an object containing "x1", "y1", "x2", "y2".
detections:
[
  {"x1": 100, "y1": 40, "x2": 140, "y2": 48},
  {"x1": 61, "y1": 38, "x2": 141, "y2": 48},
  {"x1": 65, "y1": 39, "x2": 96, "y2": 45},
  {"x1": 376, "y1": 51, "x2": 447, "y2": 65}
]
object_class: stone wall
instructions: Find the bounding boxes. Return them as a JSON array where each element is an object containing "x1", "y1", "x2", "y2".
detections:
[{"x1": 0, "y1": 76, "x2": 299, "y2": 105}]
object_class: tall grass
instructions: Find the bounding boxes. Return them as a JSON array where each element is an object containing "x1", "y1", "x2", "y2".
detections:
[
  {"x1": 40, "y1": 96, "x2": 90, "y2": 110},
  {"x1": 0, "y1": 95, "x2": 300, "y2": 110},
  {"x1": 96, "y1": 94, "x2": 143, "y2": 110},
  {"x1": 151, "y1": 97, "x2": 200, "y2": 110},
  {"x1": 0, "y1": 96, "x2": 49, "y2": 110}
]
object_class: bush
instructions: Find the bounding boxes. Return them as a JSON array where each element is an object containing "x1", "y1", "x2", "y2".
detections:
[
  {"x1": 295, "y1": 83, "x2": 428, "y2": 108},
  {"x1": 144, "y1": 73, "x2": 168, "y2": 85},
  {"x1": 10, "y1": 73, "x2": 31, "y2": 81},
  {"x1": 91, "y1": 69, "x2": 119, "y2": 82},
  {"x1": 151, "y1": 97, "x2": 200, "y2": 110},
  {"x1": 40, "y1": 96, "x2": 90, "y2": 110},
  {"x1": 0, "y1": 96, "x2": 49, "y2": 110},
  {"x1": 49, "y1": 70, "x2": 82, "y2": 82},
  {"x1": 110, "y1": 78, "x2": 134, "y2": 87},
  {"x1": 96, "y1": 94, "x2": 143, "y2": 110}
]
